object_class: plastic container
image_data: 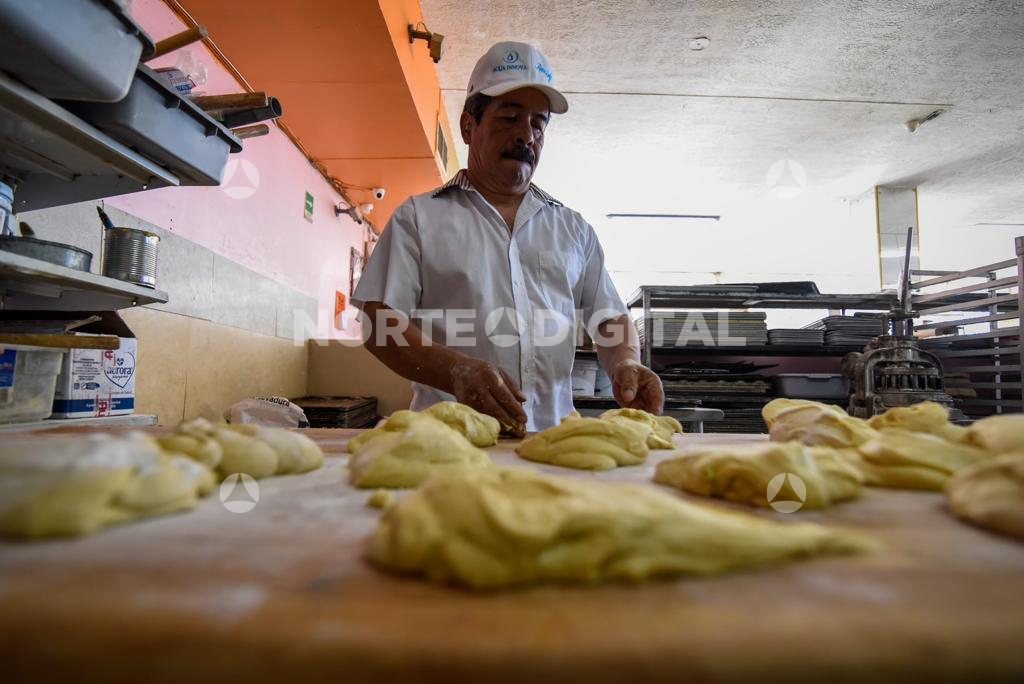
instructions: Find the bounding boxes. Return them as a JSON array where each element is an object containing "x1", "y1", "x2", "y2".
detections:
[
  {"x1": 0, "y1": 346, "x2": 65, "y2": 424},
  {"x1": 773, "y1": 373, "x2": 849, "y2": 400},
  {"x1": 0, "y1": 0, "x2": 154, "y2": 102},
  {"x1": 0, "y1": 180, "x2": 12, "y2": 235},
  {"x1": 63, "y1": 65, "x2": 243, "y2": 185}
]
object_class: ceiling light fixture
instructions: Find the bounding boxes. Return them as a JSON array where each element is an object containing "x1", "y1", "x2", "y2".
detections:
[
  {"x1": 606, "y1": 213, "x2": 720, "y2": 221},
  {"x1": 408, "y1": 23, "x2": 445, "y2": 63},
  {"x1": 973, "y1": 222, "x2": 1024, "y2": 227}
]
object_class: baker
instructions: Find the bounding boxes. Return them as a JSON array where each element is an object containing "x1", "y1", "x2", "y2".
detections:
[{"x1": 353, "y1": 41, "x2": 664, "y2": 434}]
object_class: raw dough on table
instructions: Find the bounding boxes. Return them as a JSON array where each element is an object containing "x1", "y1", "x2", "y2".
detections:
[
  {"x1": 422, "y1": 401, "x2": 500, "y2": 447},
  {"x1": 369, "y1": 468, "x2": 877, "y2": 588},
  {"x1": 766, "y1": 401, "x2": 878, "y2": 449},
  {"x1": 600, "y1": 408, "x2": 683, "y2": 449},
  {"x1": 965, "y1": 414, "x2": 1024, "y2": 454},
  {"x1": 946, "y1": 452, "x2": 1024, "y2": 541},
  {"x1": 349, "y1": 416, "x2": 491, "y2": 488},
  {"x1": 167, "y1": 418, "x2": 325, "y2": 478},
  {"x1": 762, "y1": 399, "x2": 848, "y2": 428},
  {"x1": 0, "y1": 433, "x2": 212, "y2": 539},
  {"x1": 867, "y1": 401, "x2": 967, "y2": 442},
  {"x1": 224, "y1": 424, "x2": 324, "y2": 474},
  {"x1": 850, "y1": 428, "x2": 990, "y2": 490},
  {"x1": 367, "y1": 489, "x2": 395, "y2": 509},
  {"x1": 349, "y1": 403, "x2": 500, "y2": 451},
  {"x1": 516, "y1": 416, "x2": 650, "y2": 470},
  {"x1": 655, "y1": 441, "x2": 863, "y2": 509}
]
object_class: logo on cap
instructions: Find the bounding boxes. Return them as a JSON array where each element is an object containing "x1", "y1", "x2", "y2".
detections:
[
  {"x1": 537, "y1": 63, "x2": 553, "y2": 83},
  {"x1": 505, "y1": 50, "x2": 519, "y2": 63}
]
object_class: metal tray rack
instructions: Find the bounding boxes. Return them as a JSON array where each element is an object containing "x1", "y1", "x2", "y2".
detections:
[{"x1": 912, "y1": 236, "x2": 1023, "y2": 417}]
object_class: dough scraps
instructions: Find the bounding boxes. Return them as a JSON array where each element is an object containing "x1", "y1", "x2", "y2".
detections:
[
  {"x1": 516, "y1": 416, "x2": 650, "y2": 470},
  {"x1": 600, "y1": 408, "x2": 683, "y2": 449},
  {"x1": 946, "y1": 453, "x2": 1024, "y2": 541},
  {"x1": 0, "y1": 433, "x2": 211, "y2": 539},
  {"x1": 867, "y1": 401, "x2": 967, "y2": 442},
  {"x1": 349, "y1": 416, "x2": 491, "y2": 488},
  {"x1": 850, "y1": 428, "x2": 991, "y2": 490},
  {"x1": 368, "y1": 468, "x2": 877, "y2": 588},
  {"x1": 655, "y1": 441, "x2": 863, "y2": 509},
  {"x1": 367, "y1": 489, "x2": 395, "y2": 510}
]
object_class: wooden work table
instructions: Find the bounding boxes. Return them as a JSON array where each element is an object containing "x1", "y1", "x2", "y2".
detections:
[{"x1": 0, "y1": 429, "x2": 1022, "y2": 682}]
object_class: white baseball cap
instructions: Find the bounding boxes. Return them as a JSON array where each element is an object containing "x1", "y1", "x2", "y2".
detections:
[{"x1": 466, "y1": 41, "x2": 568, "y2": 114}]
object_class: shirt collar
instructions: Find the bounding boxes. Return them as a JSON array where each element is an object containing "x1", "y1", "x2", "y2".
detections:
[{"x1": 432, "y1": 169, "x2": 563, "y2": 207}]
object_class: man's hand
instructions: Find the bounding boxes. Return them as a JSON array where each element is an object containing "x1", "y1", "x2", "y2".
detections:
[
  {"x1": 450, "y1": 358, "x2": 528, "y2": 436},
  {"x1": 611, "y1": 359, "x2": 665, "y2": 415}
]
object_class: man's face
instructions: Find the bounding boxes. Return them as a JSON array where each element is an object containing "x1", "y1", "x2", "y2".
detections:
[{"x1": 462, "y1": 88, "x2": 550, "y2": 195}]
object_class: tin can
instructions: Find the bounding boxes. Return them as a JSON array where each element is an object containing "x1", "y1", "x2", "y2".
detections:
[{"x1": 102, "y1": 227, "x2": 159, "y2": 288}]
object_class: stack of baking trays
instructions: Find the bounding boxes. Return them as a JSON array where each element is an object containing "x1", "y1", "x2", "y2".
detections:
[
  {"x1": 291, "y1": 396, "x2": 378, "y2": 428},
  {"x1": 803, "y1": 314, "x2": 887, "y2": 347},
  {"x1": 767, "y1": 328, "x2": 825, "y2": 346},
  {"x1": 657, "y1": 361, "x2": 774, "y2": 433},
  {"x1": 637, "y1": 312, "x2": 768, "y2": 348}
]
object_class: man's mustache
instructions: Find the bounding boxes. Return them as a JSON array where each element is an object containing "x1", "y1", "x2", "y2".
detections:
[{"x1": 501, "y1": 146, "x2": 535, "y2": 165}]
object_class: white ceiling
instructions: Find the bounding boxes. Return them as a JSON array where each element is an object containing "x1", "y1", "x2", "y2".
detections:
[{"x1": 420, "y1": 0, "x2": 1024, "y2": 303}]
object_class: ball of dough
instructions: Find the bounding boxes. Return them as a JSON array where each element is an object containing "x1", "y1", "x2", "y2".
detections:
[
  {"x1": 868, "y1": 401, "x2": 967, "y2": 442},
  {"x1": 769, "y1": 403, "x2": 878, "y2": 449},
  {"x1": 946, "y1": 453, "x2": 1024, "y2": 541},
  {"x1": 423, "y1": 401, "x2": 501, "y2": 447},
  {"x1": 851, "y1": 428, "x2": 991, "y2": 490},
  {"x1": 225, "y1": 424, "x2": 324, "y2": 475},
  {"x1": 349, "y1": 416, "x2": 491, "y2": 488},
  {"x1": 211, "y1": 427, "x2": 279, "y2": 479},
  {"x1": 655, "y1": 442, "x2": 863, "y2": 509},
  {"x1": 965, "y1": 414, "x2": 1024, "y2": 454},
  {"x1": 347, "y1": 410, "x2": 425, "y2": 454},
  {"x1": 157, "y1": 433, "x2": 223, "y2": 469},
  {"x1": 368, "y1": 468, "x2": 878, "y2": 588},
  {"x1": 762, "y1": 399, "x2": 848, "y2": 429},
  {"x1": 516, "y1": 416, "x2": 650, "y2": 470},
  {"x1": 0, "y1": 433, "x2": 208, "y2": 539},
  {"x1": 600, "y1": 408, "x2": 682, "y2": 449}
]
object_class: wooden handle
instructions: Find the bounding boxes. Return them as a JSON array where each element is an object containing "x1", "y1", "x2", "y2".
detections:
[
  {"x1": 0, "y1": 334, "x2": 120, "y2": 350},
  {"x1": 232, "y1": 124, "x2": 271, "y2": 140},
  {"x1": 192, "y1": 92, "x2": 268, "y2": 112},
  {"x1": 150, "y1": 25, "x2": 209, "y2": 60}
]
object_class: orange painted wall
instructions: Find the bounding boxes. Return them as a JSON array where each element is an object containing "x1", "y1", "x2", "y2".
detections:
[{"x1": 180, "y1": 0, "x2": 458, "y2": 230}]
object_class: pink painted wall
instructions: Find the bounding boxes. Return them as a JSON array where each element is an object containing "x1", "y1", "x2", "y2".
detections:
[{"x1": 108, "y1": 0, "x2": 365, "y2": 335}]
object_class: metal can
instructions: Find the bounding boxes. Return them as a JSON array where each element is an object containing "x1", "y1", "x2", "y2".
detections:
[{"x1": 102, "y1": 227, "x2": 159, "y2": 288}]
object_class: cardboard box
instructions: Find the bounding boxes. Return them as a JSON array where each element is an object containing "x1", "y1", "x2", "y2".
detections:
[{"x1": 51, "y1": 312, "x2": 137, "y2": 418}]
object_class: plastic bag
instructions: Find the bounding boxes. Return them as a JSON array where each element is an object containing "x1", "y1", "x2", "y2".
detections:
[{"x1": 224, "y1": 396, "x2": 309, "y2": 428}]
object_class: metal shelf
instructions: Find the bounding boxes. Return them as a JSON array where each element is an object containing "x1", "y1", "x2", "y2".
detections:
[
  {"x1": 0, "y1": 249, "x2": 167, "y2": 310},
  {"x1": 910, "y1": 237, "x2": 1024, "y2": 417},
  {"x1": 626, "y1": 286, "x2": 897, "y2": 311},
  {"x1": 0, "y1": 71, "x2": 180, "y2": 212},
  {"x1": 0, "y1": 414, "x2": 157, "y2": 433},
  {"x1": 639, "y1": 344, "x2": 865, "y2": 357}
]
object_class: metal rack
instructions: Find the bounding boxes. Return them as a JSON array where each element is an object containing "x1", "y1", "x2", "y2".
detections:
[
  {"x1": 626, "y1": 286, "x2": 898, "y2": 368},
  {"x1": 911, "y1": 237, "x2": 1023, "y2": 417}
]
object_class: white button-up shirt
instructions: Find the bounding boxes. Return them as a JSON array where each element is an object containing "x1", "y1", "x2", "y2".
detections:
[{"x1": 352, "y1": 170, "x2": 627, "y2": 430}]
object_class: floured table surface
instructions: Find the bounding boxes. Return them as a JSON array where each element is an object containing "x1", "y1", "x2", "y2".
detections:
[{"x1": 0, "y1": 429, "x2": 1022, "y2": 683}]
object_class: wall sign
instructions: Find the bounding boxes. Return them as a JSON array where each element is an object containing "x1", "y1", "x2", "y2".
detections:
[{"x1": 304, "y1": 191, "x2": 314, "y2": 222}]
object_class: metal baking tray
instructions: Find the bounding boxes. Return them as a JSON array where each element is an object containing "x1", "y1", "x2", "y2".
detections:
[{"x1": 0, "y1": 0, "x2": 154, "y2": 102}]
